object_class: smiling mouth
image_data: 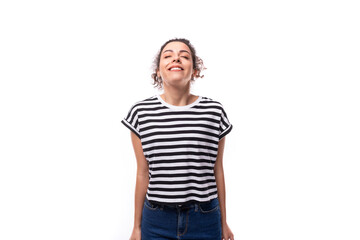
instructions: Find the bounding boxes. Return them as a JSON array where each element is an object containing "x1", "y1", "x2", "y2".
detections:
[{"x1": 168, "y1": 67, "x2": 183, "y2": 71}]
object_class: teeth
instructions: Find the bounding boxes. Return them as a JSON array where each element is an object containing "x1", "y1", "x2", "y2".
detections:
[{"x1": 170, "y1": 67, "x2": 182, "y2": 70}]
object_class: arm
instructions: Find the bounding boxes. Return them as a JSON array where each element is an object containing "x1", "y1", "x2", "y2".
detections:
[
  {"x1": 129, "y1": 131, "x2": 149, "y2": 239},
  {"x1": 214, "y1": 136, "x2": 234, "y2": 240}
]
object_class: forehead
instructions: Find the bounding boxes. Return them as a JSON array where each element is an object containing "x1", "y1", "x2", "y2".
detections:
[{"x1": 162, "y1": 41, "x2": 191, "y2": 54}]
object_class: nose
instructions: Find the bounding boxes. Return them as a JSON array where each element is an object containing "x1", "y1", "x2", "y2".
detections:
[{"x1": 173, "y1": 55, "x2": 181, "y2": 62}]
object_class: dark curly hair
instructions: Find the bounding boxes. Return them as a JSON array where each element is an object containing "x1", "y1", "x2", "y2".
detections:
[{"x1": 151, "y1": 38, "x2": 206, "y2": 90}]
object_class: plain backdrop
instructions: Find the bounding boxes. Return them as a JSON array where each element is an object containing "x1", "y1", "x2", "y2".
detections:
[{"x1": 0, "y1": 0, "x2": 359, "y2": 239}]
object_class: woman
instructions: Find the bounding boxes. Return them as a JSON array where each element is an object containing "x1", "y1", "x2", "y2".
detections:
[{"x1": 122, "y1": 38, "x2": 235, "y2": 240}]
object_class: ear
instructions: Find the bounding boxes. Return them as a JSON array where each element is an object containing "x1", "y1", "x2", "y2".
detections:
[
  {"x1": 192, "y1": 69, "x2": 198, "y2": 78},
  {"x1": 156, "y1": 69, "x2": 160, "y2": 78}
]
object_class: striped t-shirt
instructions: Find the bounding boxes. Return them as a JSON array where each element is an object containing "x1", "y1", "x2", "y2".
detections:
[{"x1": 121, "y1": 94, "x2": 233, "y2": 205}]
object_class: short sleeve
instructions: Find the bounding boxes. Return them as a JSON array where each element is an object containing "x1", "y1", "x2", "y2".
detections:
[
  {"x1": 121, "y1": 104, "x2": 141, "y2": 139},
  {"x1": 219, "y1": 106, "x2": 233, "y2": 140}
]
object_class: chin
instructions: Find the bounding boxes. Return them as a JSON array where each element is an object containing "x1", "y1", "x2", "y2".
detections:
[
  {"x1": 166, "y1": 76, "x2": 191, "y2": 82},
  {"x1": 165, "y1": 79, "x2": 190, "y2": 87}
]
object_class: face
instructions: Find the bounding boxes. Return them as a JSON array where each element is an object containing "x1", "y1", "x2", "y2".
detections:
[{"x1": 157, "y1": 41, "x2": 196, "y2": 87}]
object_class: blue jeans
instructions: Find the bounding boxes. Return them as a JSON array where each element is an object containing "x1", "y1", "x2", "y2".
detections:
[{"x1": 141, "y1": 197, "x2": 222, "y2": 240}]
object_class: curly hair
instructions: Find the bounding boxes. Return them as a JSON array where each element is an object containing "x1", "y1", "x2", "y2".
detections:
[{"x1": 151, "y1": 38, "x2": 206, "y2": 90}]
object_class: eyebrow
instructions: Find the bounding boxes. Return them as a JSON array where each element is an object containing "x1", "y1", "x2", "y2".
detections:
[{"x1": 163, "y1": 49, "x2": 191, "y2": 54}]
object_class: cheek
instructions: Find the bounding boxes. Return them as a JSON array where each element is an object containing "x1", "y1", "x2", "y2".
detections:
[
  {"x1": 159, "y1": 64, "x2": 167, "y2": 74},
  {"x1": 159, "y1": 60, "x2": 169, "y2": 70},
  {"x1": 186, "y1": 61, "x2": 194, "y2": 70}
]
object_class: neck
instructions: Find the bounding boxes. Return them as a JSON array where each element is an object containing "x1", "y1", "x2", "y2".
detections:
[{"x1": 161, "y1": 83, "x2": 195, "y2": 106}]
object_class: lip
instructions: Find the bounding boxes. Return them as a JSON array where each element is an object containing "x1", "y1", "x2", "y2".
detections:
[{"x1": 168, "y1": 65, "x2": 184, "y2": 71}]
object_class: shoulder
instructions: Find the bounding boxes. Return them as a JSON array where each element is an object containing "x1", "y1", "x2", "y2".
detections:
[
  {"x1": 200, "y1": 95, "x2": 225, "y2": 108},
  {"x1": 128, "y1": 95, "x2": 158, "y2": 109},
  {"x1": 124, "y1": 96, "x2": 158, "y2": 117}
]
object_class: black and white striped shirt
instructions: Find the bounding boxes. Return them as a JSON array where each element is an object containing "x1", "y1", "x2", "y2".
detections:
[{"x1": 121, "y1": 94, "x2": 233, "y2": 205}]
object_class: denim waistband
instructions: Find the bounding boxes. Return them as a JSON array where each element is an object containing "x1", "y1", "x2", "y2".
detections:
[{"x1": 146, "y1": 197, "x2": 218, "y2": 210}]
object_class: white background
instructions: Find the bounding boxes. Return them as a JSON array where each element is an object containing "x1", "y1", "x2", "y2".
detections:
[{"x1": 1, "y1": 0, "x2": 359, "y2": 239}]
